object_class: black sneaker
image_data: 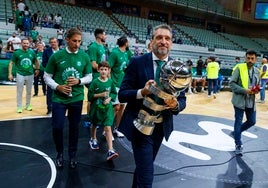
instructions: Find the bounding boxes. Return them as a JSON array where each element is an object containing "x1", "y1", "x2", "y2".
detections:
[
  {"x1": 33, "y1": 94, "x2": 38, "y2": 97},
  {"x1": 55, "y1": 153, "x2": 63, "y2": 169},
  {"x1": 235, "y1": 145, "x2": 243, "y2": 155}
]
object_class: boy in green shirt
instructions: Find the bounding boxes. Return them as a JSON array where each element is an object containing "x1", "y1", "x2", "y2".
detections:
[{"x1": 87, "y1": 61, "x2": 119, "y2": 161}]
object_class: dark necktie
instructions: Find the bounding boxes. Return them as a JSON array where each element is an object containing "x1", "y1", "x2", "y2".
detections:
[
  {"x1": 154, "y1": 60, "x2": 165, "y2": 105},
  {"x1": 155, "y1": 60, "x2": 164, "y2": 86}
]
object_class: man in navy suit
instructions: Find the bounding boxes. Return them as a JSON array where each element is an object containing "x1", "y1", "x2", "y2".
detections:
[
  {"x1": 42, "y1": 37, "x2": 59, "y2": 115},
  {"x1": 118, "y1": 24, "x2": 187, "y2": 188}
]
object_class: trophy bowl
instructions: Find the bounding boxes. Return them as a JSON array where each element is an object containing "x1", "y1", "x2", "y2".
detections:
[{"x1": 160, "y1": 59, "x2": 192, "y2": 96}]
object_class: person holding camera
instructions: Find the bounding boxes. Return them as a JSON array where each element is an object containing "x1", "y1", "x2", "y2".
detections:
[{"x1": 229, "y1": 50, "x2": 260, "y2": 155}]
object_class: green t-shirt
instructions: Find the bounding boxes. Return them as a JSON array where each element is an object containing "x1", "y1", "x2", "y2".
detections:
[
  {"x1": 30, "y1": 30, "x2": 39, "y2": 41},
  {"x1": 87, "y1": 77, "x2": 117, "y2": 126},
  {"x1": 108, "y1": 47, "x2": 129, "y2": 87},
  {"x1": 36, "y1": 51, "x2": 44, "y2": 71},
  {"x1": 45, "y1": 48, "x2": 92, "y2": 104},
  {"x1": 87, "y1": 41, "x2": 106, "y2": 79},
  {"x1": 11, "y1": 49, "x2": 37, "y2": 76}
]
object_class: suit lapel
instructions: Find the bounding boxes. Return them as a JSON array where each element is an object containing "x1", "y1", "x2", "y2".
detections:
[{"x1": 144, "y1": 53, "x2": 154, "y2": 80}]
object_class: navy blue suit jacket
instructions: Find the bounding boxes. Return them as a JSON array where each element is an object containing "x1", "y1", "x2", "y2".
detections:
[
  {"x1": 118, "y1": 52, "x2": 186, "y2": 141},
  {"x1": 42, "y1": 47, "x2": 54, "y2": 68}
]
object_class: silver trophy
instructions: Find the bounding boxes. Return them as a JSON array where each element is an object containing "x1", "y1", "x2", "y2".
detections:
[{"x1": 133, "y1": 59, "x2": 192, "y2": 135}]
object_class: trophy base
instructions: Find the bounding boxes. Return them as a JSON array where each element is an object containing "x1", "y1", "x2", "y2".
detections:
[{"x1": 133, "y1": 119, "x2": 155, "y2": 136}]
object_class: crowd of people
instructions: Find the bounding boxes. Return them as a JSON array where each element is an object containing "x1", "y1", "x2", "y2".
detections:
[{"x1": 14, "y1": 0, "x2": 63, "y2": 37}]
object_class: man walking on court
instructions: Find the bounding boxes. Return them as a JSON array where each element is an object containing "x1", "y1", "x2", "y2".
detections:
[{"x1": 8, "y1": 38, "x2": 40, "y2": 113}]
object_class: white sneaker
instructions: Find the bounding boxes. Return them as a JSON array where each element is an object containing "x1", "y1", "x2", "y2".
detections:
[
  {"x1": 102, "y1": 131, "x2": 114, "y2": 141},
  {"x1": 113, "y1": 128, "x2": 125, "y2": 138},
  {"x1": 213, "y1": 94, "x2": 216, "y2": 99}
]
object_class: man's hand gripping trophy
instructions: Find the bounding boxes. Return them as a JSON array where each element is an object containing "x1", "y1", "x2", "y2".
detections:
[{"x1": 134, "y1": 60, "x2": 192, "y2": 135}]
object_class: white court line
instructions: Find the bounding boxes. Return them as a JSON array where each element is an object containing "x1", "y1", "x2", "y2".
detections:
[{"x1": 0, "y1": 143, "x2": 56, "y2": 188}]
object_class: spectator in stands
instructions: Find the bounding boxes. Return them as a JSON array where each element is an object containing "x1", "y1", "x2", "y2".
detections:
[
  {"x1": 23, "y1": 6, "x2": 31, "y2": 17},
  {"x1": 54, "y1": 13, "x2": 62, "y2": 29},
  {"x1": 192, "y1": 56, "x2": 206, "y2": 93},
  {"x1": 7, "y1": 32, "x2": 21, "y2": 50},
  {"x1": 57, "y1": 27, "x2": 65, "y2": 48},
  {"x1": 4, "y1": 41, "x2": 14, "y2": 59},
  {"x1": 256, "y1": 57, "x2": 268, "y2": 103},
  {"x1": 22, "y1": 14, "x2": 31, "y2": 37},
  {"x1": 30, "y1": 26, "x2": 39, "y2": 43},
  {"x1": 32, "y1": 10, "x2": 41, "y2": 28},
  {"x1": 33, "y1": 42, "x2": 46, "y2": 97},
  {"x1": 133, "y1": 46, "x2": 140, "y2": 56},
  {"x1": 36, "y1": 35, "x2": 46, "y2": 47},
  {"x1": 147, "y1": 24, "x2": 152, "y2": 36},
  {"x1": 47, "y1": 13, "x2": 54, "y2": 28},
  {"x1": 17, "y1": 0, "x2": 25, "y2": 14},
  {"x1": 42, "y1": 37, "x2": 60, "y2": 115},
  {"x1": 41, "y1": 14, "x2": 48, "y2": 28},
  {"x1": 8, "y1": 38, "x2": 40, "y2": 113},
  {"x1": 14, "y1": 10, "x2": 23, "y2": 35},
  {"x1": 206, "y1": 56, "x2": 220, "y2": 98},
  {"x1": 28, "y1": 37, "x2": 36, "y2": 49}
]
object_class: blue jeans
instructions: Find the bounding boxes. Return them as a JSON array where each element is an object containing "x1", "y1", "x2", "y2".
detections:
[
  {"x1": 207, "y1": 79, "x2": 218, "y2": 95},
  {"x1": 233, "y1": 106, "x2": 256, "y2": 146},
  {"x1": 52, "y1": 101, "x2": 83, "y2": 158},
  {"x1": 260, "y1": 79, "x2": 268, "y2": 101}
]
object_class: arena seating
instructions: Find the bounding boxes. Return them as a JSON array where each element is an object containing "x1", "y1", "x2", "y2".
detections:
[
  {"x1": 24, "y1": 0, "x2": 123, "y2": 36},
  {"x1": 159, "y1": 0, "x2": 233, "y2": 18},
  {"x1": 112, "y1": 13, "x2": 165, "y2": 42},
  {"x1": 0, "y1": 0, "x2": 13, "y2": 23},
  {"x1": 0, "y1": 0, "x2": 266, "y2": 70},
  {"x1": 173, "y1": 24, "x2": 240, "y2": 51},
  {"x1": 219, "y1": 32, "x2": 266, "y2": 53}
]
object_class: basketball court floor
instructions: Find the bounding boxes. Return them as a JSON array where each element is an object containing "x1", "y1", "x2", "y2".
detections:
[{"x1": 0, "y1": 85, "x2": 268, "y2": 188}]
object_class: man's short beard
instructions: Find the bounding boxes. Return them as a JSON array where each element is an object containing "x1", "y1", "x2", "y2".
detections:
[{"x1": 157, "y1": 49, "x2": 168, "y2": 55}]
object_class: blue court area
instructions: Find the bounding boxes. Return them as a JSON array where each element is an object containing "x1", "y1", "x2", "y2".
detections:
[{"x1": 0, "y1": 114, "x2": 268, "y2": 188}]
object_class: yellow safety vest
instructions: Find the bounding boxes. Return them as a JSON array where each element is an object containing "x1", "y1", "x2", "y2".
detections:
[
  {"x1": 260, "y1": 64, "x2": 268, "y2": 79},
  {"x1": 206, "y1": 61, "x2": 219, "y2": 79},
  {"x1": 237, "y1": 63, "x2": 249, "y2": 89}
]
